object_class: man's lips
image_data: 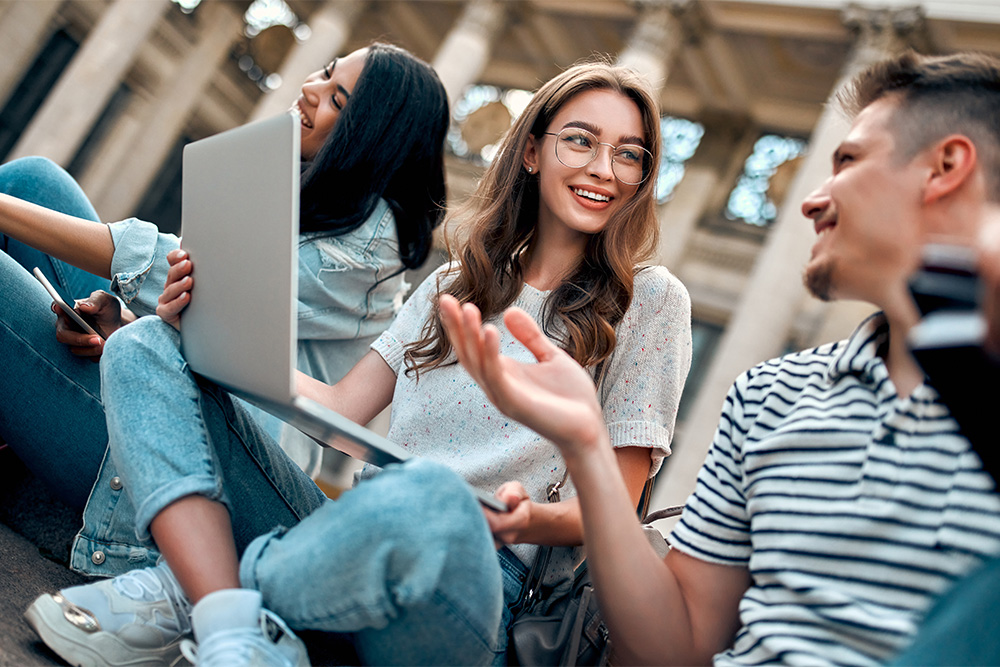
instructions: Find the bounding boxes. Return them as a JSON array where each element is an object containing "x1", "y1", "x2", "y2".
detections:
[{"x1": 814, "y1": 218, "x2": 836, "y2": 235}]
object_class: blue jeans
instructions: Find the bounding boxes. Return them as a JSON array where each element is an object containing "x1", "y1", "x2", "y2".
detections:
[
  {"x1": 98, "y1": 318, "x2": 518, "y2": 664},
  {"x1": 0, "y1": 157, "x2": 111, "y2": 507}
]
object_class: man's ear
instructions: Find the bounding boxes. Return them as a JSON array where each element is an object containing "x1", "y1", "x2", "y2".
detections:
[
  {"x1": 923, "y1": 134, "x2": 977, "y2": 204},
  {"x1": 522, "y1": 135, "x2": 540, "y2": 174}
]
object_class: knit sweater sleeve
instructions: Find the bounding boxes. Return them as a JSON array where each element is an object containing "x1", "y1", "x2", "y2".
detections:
[
  {"x1": 371, "y1": 263, "x2": 453, "y2": 374},
  {"x1": 600, "y1": 266, "x2": 692, "y2": 476}
]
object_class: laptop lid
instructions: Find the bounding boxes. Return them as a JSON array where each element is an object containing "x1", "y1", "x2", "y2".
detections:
[{"x1": 179, "y1": 113, "x2": 299, "y2": 404}]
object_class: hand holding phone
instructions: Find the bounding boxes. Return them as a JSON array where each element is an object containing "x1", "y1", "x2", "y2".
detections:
[{"x1": 33, "y1": 267, "x2": 104, "y2": 339}]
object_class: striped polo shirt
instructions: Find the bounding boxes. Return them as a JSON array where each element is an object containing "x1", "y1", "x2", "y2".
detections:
[{"x1": 670, "y1": 313, "x2": 1000, "y2": 666}]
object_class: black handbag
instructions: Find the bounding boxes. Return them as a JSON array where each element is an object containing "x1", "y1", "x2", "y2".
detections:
[
  {"x1": 508, "y1": 558, "x2": 609, "y2": 666},
  {"x1": 507, "y1": 475, "x2": 681, "y2": 666}
]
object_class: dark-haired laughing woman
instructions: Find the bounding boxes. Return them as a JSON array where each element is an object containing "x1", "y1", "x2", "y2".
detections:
[{"x1": 0, "y1": 43, "x2": 450, "y2": 500}]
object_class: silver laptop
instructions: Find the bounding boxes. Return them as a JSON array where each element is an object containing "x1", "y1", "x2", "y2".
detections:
[{"x1": 178, "y1": 113, "x2": 506, "y2": 511}]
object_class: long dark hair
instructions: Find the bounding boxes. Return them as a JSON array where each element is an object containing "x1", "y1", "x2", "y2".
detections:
[{"x1": 298, "y1": 43, "x2": 450, "y2": 269}]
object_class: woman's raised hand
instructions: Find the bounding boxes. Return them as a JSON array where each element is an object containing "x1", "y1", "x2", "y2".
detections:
[
  {"x1": 53, "y1": 290, "x2": 134, "y2": 360},
  {"x1": 156, "y1": 248, "x2": 193, "y2": 329},
  {"x1": 438, "y1": 294, "x2": 608, "y2": 460}
]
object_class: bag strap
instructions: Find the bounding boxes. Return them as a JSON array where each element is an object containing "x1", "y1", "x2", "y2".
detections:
[
  {"x1": 513, "y1": 469, "x2": 569, "y2": 613},
  {"x1": 516, "y1": 471, "x2": 661, "y2": 614},
  {"x1": 643, "y1": 504, "x2": 684, "y2": 524}
]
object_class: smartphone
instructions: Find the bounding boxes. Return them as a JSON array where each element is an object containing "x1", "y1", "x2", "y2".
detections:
[{"x1": 32, "y1": 267, "x2": 105, "y2": 339}]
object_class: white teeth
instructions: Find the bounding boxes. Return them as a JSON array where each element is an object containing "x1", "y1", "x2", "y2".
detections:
[
  {"x1": 292, "y1": 102, "x2": 313, "y2": 129},
  {"x1": 573, "y1": 188, "x2": 610, "y2": 202}
]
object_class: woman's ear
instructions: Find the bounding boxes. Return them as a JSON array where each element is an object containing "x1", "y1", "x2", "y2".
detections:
[
  {"x1": 522, "y1": 135, "x2": 540, "y2": 174},
  {"x1": 924, "y1": 134, "x2": 977, "y2": 204}
]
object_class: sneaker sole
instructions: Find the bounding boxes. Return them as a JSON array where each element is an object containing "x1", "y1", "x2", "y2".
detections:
[{"x1": 25, "y1": 593, "x2": 189, "y2": 667}]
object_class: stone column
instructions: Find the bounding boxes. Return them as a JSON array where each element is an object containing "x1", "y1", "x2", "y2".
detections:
[
  {"x1": 617, "y1": 0, "x2": 717, "y2": 271},
  {"x1": 650, "y1": 6, "x2": 926, "y2": 512},
  {"x1": 249, "y1": 0, "x2": 362, "y2": 123},
  {"x1": 8, "y1": 0, "x2": 171, "y2": 165},
  {"x1": 432, "y1": 0, "x2": 506, "y2": 107},
  {"x1": 85, "y1": 0, "x2": 244, "y2": 220},
  {"x1": 616, "y1": 0, "x2": 688, "y2": 93},
  {"x1": 657, "y1": 113, "x2": 749, "y2": 270},
  {"x1": 0, "y1": 0, "x2": 62, "y2": 107}
]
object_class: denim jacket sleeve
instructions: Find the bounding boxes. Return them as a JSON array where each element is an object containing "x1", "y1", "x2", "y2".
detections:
[
  {"x1": 107, "y1": 218, "x2": 180, "y2": 317},
  {"x1": 296, "y1": 198, "x2": 408, "y2": 340}
]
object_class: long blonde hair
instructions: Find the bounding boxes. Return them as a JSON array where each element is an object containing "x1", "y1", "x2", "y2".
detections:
[{"x1": 406, "y1": 61, "x2": 662, "y2": 376}]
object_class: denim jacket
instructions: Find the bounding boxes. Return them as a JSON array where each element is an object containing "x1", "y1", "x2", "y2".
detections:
[{"x1": 70, "y1": 199, "x2": 408, "y2": 577}]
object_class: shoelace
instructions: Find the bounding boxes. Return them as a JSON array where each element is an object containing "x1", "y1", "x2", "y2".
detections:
[
  {"x1": 111, "y1": 566, "x2": 193, "y2": 634},
  {"x1": 180, "y1": 629, "x2": 270, "y2": 667},
  {"x1": 111, "y1": 567, "x2": 168, "y2": 601}
]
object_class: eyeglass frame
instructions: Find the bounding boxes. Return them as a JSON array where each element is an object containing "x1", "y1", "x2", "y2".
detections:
[{"x1": 541, "y1": 128, "x2": 652, "y2": 185}]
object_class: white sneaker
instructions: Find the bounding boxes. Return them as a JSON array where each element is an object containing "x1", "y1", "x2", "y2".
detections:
[
  {"x1": 24, "y1": 562, "x2": 192, "y2": 667},
  {"x1": 179, "y1": 589, "x2": 308, "y2": 667}
]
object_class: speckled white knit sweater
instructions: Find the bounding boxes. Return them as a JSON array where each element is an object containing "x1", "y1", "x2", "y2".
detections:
[{"x1": 369, "y1": 263, "x2": 692, "y2": 580}]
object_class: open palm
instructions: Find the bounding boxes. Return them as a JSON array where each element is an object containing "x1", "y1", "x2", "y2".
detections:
[{"x1": 439, "y1": 295, "x2": 606, "y2": 454}]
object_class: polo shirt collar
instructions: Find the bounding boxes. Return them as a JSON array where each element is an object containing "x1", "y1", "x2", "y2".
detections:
[{"x1": 827, "y1": 311, "x2": 890, "y2": 385}]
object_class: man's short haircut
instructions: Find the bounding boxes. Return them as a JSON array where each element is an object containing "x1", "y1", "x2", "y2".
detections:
[{"x1": 839, "y1": 50, "x2": 1000, "y2": 201}]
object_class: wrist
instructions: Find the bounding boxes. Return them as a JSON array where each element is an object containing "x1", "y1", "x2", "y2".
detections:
[{"x1": 558, "y1": 425, "x2": 613, "y2": 469}]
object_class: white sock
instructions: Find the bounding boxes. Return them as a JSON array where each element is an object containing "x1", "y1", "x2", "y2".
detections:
[{"x1": 190, "y1": 589, "x2": 262, "y2": 643}]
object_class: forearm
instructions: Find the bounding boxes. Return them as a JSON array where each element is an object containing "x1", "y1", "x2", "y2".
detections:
[
  {"x1": 564, "y1": 438, "x2": 711, "y2": 665},
  {"x1": 295, "y1": 350, "x2": 395, "y2": 427},
  {"x1": 518, "y1": 497, "x2": 584, "y2": 546},
  {"x1": 0, "y1": 194, "x2": 114, "y2": 278}
]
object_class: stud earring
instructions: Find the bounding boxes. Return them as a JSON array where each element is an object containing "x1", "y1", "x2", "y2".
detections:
[{"x1": 526, "y1": 167, "x2": 533, "y2": 173}]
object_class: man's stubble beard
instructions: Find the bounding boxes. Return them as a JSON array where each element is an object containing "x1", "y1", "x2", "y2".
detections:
[{"x1": 804, "y1": 259, "x2": 834, "y2": 302}]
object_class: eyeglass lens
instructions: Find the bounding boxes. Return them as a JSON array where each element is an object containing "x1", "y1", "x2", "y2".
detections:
[{"x1": 552, "y1": 128, "x2": 649, "y2": 185}]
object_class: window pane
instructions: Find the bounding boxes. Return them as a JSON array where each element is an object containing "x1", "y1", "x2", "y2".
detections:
[
  {"x1": 725, "y1": 134, "x2": 806, "y2": 226},
  {"x1": 657, "y1": 116, "x2": 704, "y2": 203},
  {"x1": 449, "y1": 84, "x2": 530, "y2": 164}
]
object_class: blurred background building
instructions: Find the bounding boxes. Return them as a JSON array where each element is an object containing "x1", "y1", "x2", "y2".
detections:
[{"x1": 3, "y1": 0, "x2": 999, "y2": 516}]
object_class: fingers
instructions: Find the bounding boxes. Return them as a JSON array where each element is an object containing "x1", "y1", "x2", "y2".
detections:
[
  {"x1": 76, "y1": 291, "x2": 121, "y2": 333},
  {"x1": 158, "y1": 273, "x2": 193, "y2": 308},
  {"x1": 157, "y1": 250, "x2": 194, "y2": 327},
  {"x1": 53, "y1": 309, "x2": 103, "y2": 357},
  {"x1": 440, "y1": 294, "x2": 488, "y2": 376},
  {"x1": 166, "y1": 247, "x2": 188, "y2": 266},
  {"x1": 156, "y1": 288, "x2": 190, "y2": 325},
  {"x1": 76, "y1": 290, "x2": 115, "y2": 312},
  {"x1": 504, "y1": 307, "x2": 560, "y2": 363},
  {"x1": 495, "y1": 481, "x2": 530, "y2": 508},
  {"x1": 484, "y1": 482, "x2": 532, "y2": 545}
]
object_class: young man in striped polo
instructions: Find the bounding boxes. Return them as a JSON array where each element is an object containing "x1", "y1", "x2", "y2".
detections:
[{"x1": 440, "y1": 50, "x2": 1000, "y2": 665}]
